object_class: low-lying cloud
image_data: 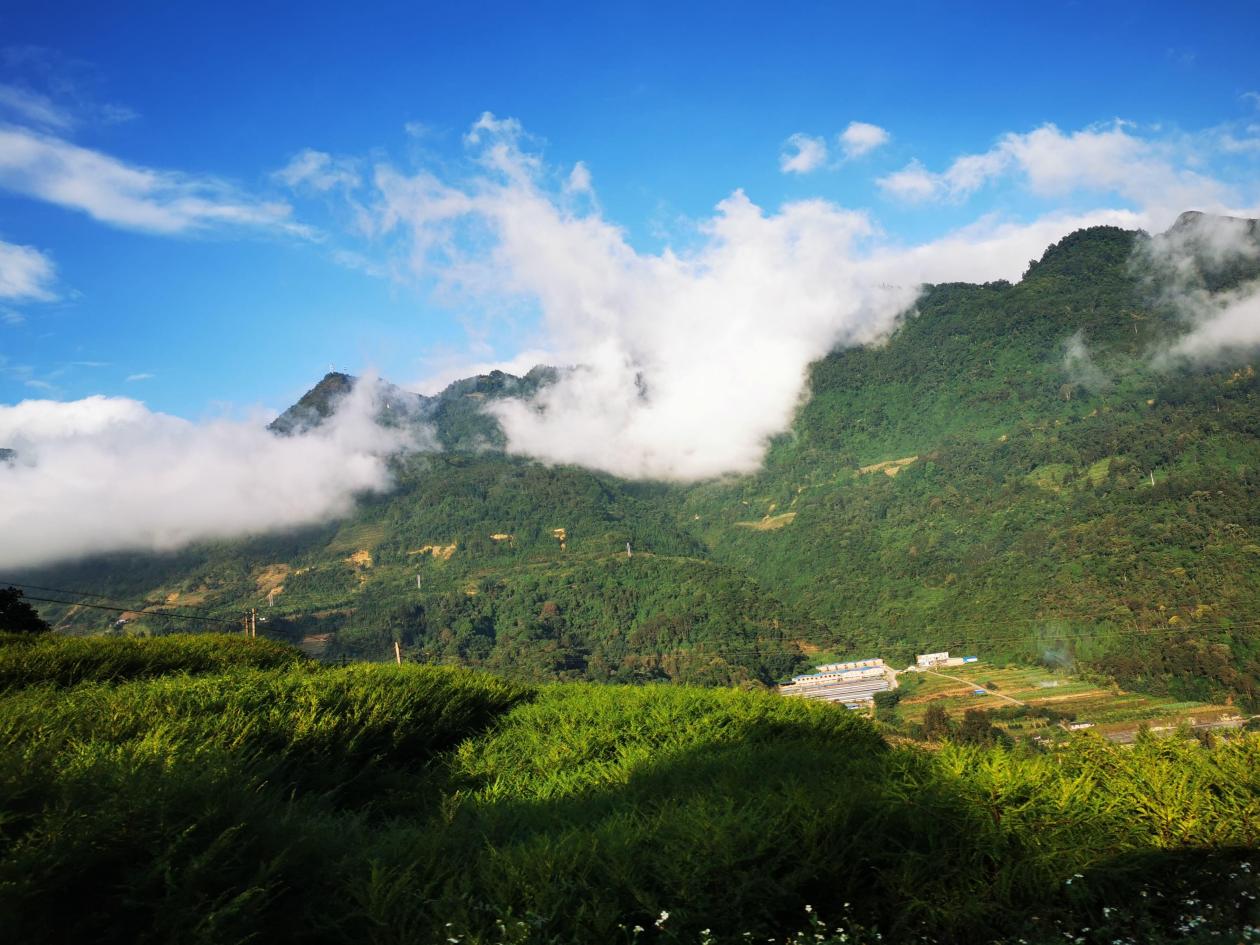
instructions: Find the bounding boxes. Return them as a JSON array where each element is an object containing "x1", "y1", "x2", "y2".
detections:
[
  {"x1": 363, "y1": 116, "x2": 1164, "y2": 479},
  {"x1": 0, "y1": 380, "x2": 421, "y2": 570},
  {"x1": 1136, "y1": 212, "x2": 1260, "y2": 363}
]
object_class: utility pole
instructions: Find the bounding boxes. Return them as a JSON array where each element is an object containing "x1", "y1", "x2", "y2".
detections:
[
  {"x1": 251, "y1": 608, "x2": 257, "y2": 638},
  {"x1": 394, "y1": 640, "x2": 402, "y2": 665}
]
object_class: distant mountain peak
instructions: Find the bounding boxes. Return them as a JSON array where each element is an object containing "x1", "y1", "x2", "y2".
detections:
[
  {"x1": 268, "y1": 364, "x2": 559, "y2": 447},
  {"x1": 1168, "y1": 209, "x2": 1259, "y2": 233},
  {"x1": 268, "y1": 372, "x2": 360, "y2": 435}
]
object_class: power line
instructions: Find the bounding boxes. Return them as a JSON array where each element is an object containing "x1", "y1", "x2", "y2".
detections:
[
  {"x1": 19, "y1": 595, "x2": 235, "y2": 628},
  {"x1": 1, "y1": 579, "x2": 226, "y2": 619}
]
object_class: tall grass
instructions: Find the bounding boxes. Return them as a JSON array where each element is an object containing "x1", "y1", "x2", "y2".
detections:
[
  {"x1": 0, "y1": 632, "x2": 307, "y2": 690},
  {"x1": 0, "y1": 636, "x2": 1256, "y2": 944}
]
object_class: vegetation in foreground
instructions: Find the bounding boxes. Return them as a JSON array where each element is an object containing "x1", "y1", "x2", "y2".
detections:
[{"x1": 1, "y1": 635, "x2": 1256, "y2": 944}]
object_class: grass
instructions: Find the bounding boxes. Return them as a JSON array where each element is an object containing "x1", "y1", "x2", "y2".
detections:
[
  {"x1": 0, "y1": 635, "x2": 1257, "y2": 944},
  {"x1": 0, "y1": 632, "x2": 308, "y2": 690}
]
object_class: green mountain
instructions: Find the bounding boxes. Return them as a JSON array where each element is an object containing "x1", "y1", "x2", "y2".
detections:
[{"x1": 18, "y1": 217, "x2": 1260, "y2": 706}]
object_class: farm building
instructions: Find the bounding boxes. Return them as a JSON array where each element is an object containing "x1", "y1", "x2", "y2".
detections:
[
  {"x1": 912, "y1": 652, "x2": 978, "y2": 669},
  {"x1": 779, "y1": 658, "x2": 893, "y2": 708}
]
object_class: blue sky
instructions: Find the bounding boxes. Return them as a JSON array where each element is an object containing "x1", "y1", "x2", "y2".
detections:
[{"x1": 1, "y1": 0, "x2": 1258, "y2": 416}]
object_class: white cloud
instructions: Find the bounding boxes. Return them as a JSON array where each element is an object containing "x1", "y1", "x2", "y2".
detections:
[
  {"x1": 0, "y1": 381, "x2": 425, "y2": 569},
  {"x1": 287, "y1": 114, "x2": 1257, "y2": 483},
  {"x1": 779, "y1": 133, "x2": 828, "y2": 174},
  {"x1": 566, "y1": 161, "x2": 592, "y2": 194},
  {"x1": 1138, "y1": 212, "x2": 1260, "y2": 362},
  {"x1": 1165, "y1": 286, "x2": 1260, "y2": 359},
  {"x1": 1062, "y1": 330, "x2": 1109, "y2": 392},
  {"x1": 0, "y1": 126, "x2": 311, "y2": 236},
  {"x1": 0, "y1": 83, "x2": 74, "y2": 130},
  {"x1": 839, "y1": 121, "x2": 890, "y2": 159},
  {"x1": 368, "y1": 116, "x2": 1134, "y2": 480},
  {"x1": 125, "y1": 372, "x2": 154, "y2": 382},
  {"x1": 274, "y1": 148, "x2": 360, "y2": 192},
  {"x1": 868, "y1": 209, "x2": 1147, "y2": 285},
  {"x1": 875, "y1": 159, "x2": 940, "y2": 202},
  {"x1": 877, "y1": 122, "x2": 1244, "y2": 227},
  {"x1": 0, "y1": 238, "x2": 56, "y2": 301}
]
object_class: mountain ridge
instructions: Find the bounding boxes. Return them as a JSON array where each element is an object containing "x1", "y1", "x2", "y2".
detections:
[{"x1": 16, "y1": 215, "x2": 1260, "y2": 705}]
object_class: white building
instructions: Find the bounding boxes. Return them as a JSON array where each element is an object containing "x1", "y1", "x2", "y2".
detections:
[
  {"x1": 779, "y1": 658, "x2": 893, "y2": 708},
  {"x1": 915, "y1": 651, "x2": 968, "y2": 669}
]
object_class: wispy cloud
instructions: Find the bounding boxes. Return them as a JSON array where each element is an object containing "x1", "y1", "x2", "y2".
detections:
[
  {"x1": 274, "y1": 148, "x2": 360, "y2": 192},
  {"x1": 876, "y1": 122, "x2": 1247, "y2": 227},
  {"x1": 779, "y1": 133, "x2": 828, "y2": 174},
  {"x1": 0, "y1": 125, "x2": 312, "y2": 236},
  {"x1": 125, "y1": 372, "x2": 154, "y2": 382},
  {"x1": 0, "y1": 83, "x2": 74, "y2": 130},
  {"x1": 0, "y1": 238, "x2": 56, "y2": 301},
  {"x1": 838, "y1": 121, "x2": 890, "y2": 159}
]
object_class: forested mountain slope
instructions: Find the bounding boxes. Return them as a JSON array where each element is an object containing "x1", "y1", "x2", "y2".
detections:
[{"x1": 18, "y1": 219, "x2": 1260, "y2": 706}]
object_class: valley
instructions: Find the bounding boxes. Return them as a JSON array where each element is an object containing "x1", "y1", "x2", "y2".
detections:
[{"x1": 16, "y1": 220, "x2": 1260, "y2": 714}]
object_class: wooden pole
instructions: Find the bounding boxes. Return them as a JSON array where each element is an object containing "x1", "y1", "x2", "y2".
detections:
[{"x1": 394, "y1": 640, "x2": 402, "y2": 665}]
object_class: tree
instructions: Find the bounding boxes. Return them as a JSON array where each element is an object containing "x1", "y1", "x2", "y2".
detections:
[
  {"x1": 873, "y1": 689, "x2": 901, "y2": 721},
  {"x1": 921, "y1": 704, "x2": 953, "y2": 741},
  {"x1": 0, "y1": 587, "x2": 51, "y2": 634},
  {"x1": 957, "y1": 708, "x2": 1002, "y2": 746}
]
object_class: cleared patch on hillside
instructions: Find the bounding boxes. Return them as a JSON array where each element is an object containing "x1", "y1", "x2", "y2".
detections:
[
  {"x1": 163, "y1": 587, "x2": 211, "y2": 607},
  {"x1": 735, "y1": 512, "x2": 797, "y2": 531},
  {"x1": 410, "y1": 543, "x2": 457, "y2": 561},
  {"x1": 254, "y1": 564, "x2": 292, "y2": 594},
  {"x1": 1025, "y1": 463, "x2": 1072, "y2": 491},
  {"x1": 345, "y1": 549, "x2": 373, "y2": 569},
  {"x1": 326, "y1": 522, "x2": 387, "y2": 553},
  {"x1": 857, "y1": 456, "x2": 918, "y2": 477}
]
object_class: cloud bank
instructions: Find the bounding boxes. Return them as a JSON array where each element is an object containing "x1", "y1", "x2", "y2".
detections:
[
  {"x1": 0, "y1": 380, "x2": 420, "y2": 570},
  {"x1": 357, "y1": 115, "x2": 1178, "y2": 480}
]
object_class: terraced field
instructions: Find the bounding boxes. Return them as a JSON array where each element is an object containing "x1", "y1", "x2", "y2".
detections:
[{"x1": 890, "y1": 661, "x2": 1245, "y2": 740}]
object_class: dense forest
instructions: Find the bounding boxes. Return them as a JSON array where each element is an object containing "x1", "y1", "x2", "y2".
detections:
[{"x1": 17, "y1": 218, "x2": 1260, "y2": 707}]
